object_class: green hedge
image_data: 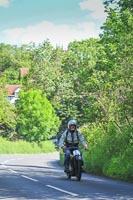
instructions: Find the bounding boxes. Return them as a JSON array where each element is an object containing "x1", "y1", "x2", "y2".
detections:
[{"x1": 79, "y1": 124, "x2": 133, "y2": 182}]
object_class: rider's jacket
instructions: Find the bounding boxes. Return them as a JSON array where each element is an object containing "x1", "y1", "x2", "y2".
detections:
[{"x1": 59, "y1": 129, "x2": 87, "y2": 148}]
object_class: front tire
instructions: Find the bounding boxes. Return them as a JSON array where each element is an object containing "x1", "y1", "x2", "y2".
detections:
[{"x1": 75, "y1": 159, "x2": 82, "y2": 181}]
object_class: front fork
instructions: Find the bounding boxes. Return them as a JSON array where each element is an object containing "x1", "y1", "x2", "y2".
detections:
[{"x1": 72, "y1": 155, "x2": 83, "y2": 171}]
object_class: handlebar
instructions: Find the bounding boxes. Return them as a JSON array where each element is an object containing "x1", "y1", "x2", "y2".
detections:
[
  {"x1": 67, "y1": 147, "x2": 79, "y2": 149},
  {"x1": 62, "y1": 146, "x2": 79, "y2": 150},
  {"x1": 62, "y1": 145, "x2": 88, "y2": 151}
]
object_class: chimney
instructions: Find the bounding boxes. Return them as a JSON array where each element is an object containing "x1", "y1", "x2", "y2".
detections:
[{"x1": 19, "y1": 68, "x2": 29, "y2": 80}]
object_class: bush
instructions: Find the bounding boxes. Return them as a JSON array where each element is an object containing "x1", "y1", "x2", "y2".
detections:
[
  {"x1": 79, "y1": 123, "x2": 133, "y2": 182},
  {"x1": 103, "y1": 155, "x2": 133, "y2": 181}
]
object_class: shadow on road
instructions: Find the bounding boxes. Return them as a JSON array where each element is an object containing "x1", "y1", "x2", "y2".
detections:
[{"x1": 0, "y1": 156, "x2": 133, "y2": 200}]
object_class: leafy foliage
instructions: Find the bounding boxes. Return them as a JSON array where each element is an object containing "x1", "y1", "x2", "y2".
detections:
[
  {"x1": 0, "y1": 88, "x2": 17, "y2": 138},
  {"x1": 16, "y1": 89, "x2": 61, "y2": 142},
  {"x1": 0, "y1": 0, "x2": 132, "y2": 181}
]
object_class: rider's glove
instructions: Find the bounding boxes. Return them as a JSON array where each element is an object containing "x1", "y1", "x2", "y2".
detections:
[
  {"x1": 84, "y1": 144, "x2": 88, "y2": 150},
  {"x1": 62, "y1": 146, "x2": 67, "y2": 150}
]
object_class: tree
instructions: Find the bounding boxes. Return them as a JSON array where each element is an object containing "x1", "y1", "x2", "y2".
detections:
[
  {"x1": 16, "y1": 89, "x2": 61, "y2": 142},
  {"x1": 0, "y1": 81, "x2": 17, "y2": 138},
  {"x1": 0, "y1": 43, "x2": 32, "y2": 84},
  {"x1": 63, "y1": 39, "x2": 102, "y2": 124},
  {"x1": 98, "y1": 0, "x2": 133, "y2": 126}
]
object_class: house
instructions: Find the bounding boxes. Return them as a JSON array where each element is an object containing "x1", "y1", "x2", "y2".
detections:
[
  {"x1": 5, "y1": 85, "x2": 21, "y2": 105},
  {"x1": 0, "y1": 67, "x2": 29, "y2": 105},
  {"x1": 3, "y1": 68, "x2": 29, "y2": 105}
]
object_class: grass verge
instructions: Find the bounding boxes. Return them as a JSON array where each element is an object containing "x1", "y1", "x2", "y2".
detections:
[{"x1": 0, "y1": 137, "x2": 56, "y2": 154}]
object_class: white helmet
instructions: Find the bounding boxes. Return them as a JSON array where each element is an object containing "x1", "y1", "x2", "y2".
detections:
[{"x1": 68, "y1": 120, "x2": 77, "y2": 128}]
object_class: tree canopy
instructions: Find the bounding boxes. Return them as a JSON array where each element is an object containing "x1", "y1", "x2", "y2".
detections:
[
  {"x1": 16, "y1": 89, "x2": 61, "y2": 142},
  {"x1": 0, "y1": 0, "x2": 132, "y2": 181}
]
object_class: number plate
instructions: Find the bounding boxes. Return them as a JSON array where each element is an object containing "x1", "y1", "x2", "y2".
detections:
[{"x1": 73, "y1": 150, "x2": 81, "y2": 156}]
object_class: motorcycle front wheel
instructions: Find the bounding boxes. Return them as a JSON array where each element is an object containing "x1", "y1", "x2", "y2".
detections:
[{"x1": 75, "y1": 159, "x2": 82, "y2": 181}]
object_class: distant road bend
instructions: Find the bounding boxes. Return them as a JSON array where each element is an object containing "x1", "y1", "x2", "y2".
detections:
[{"x1": 0, "y1": 152, "x2": 133, "y2": 200}]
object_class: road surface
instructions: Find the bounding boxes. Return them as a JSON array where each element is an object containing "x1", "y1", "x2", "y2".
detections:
[{"x1": 0, "y1": 152, "x2": 132, "y2": 200}]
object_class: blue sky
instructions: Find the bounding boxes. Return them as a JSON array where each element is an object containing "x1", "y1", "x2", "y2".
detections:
[{"x1": 0, "y1": 0, "x2": 107, "y2": 48}]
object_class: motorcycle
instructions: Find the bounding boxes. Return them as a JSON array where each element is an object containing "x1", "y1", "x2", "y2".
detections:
[{"x1": 64, "y1": 147, "x2": 83, "y2": 181}]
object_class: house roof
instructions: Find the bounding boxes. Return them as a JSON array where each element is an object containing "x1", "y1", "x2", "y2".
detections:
[
  {"x1": 19, "y1": 68, "x2": 29, "y2": 78},
  {"x1": 5, "y1": 85, "x2": 21, "y2": 96}
]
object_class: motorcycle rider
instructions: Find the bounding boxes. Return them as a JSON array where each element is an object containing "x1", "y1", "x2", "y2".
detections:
[{"x1": 59, "y1": 120, "x2": 88, "y2": 172}]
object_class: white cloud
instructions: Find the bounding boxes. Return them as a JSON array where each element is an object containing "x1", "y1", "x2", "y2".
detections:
[
  {"x1": 0, "y1": 0, "x2": 11, "y2": 7},
  {"x1": 2, "y1": 21, "x2": 99, "y2": 49},
  {"x1": 79, "y1": 0, "x2": 107, "y2": 20}
]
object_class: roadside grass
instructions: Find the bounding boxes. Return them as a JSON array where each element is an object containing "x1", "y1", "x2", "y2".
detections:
[{"x1": 0, "y1": 137, "x2": 56, "y2": 154}]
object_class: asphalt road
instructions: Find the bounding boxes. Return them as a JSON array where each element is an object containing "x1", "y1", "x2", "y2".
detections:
[{"x1": 0, "y1": 152, "x2": 132, "y2": 200}]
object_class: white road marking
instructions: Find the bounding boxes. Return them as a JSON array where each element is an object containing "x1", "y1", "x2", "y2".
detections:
[
  {"x1": 1, "y1": 159, "x2": 14, "y2": 168},
  {"x1": 21, "y1": 175, "x2": 38, "y2": 182},
  {"x1": 1, "y1": 164, "x2": 7, "y2": 168},
  {"x1": 1, "y1": 158, "x2": 39, "y2": 182},
  {"x1": 1, "y1": 157, "x2": 79, "y2": 197},
  {"x1": 1, "y1": 159, "x2": 15, "y2": 165},
  {"x1": 8, "y1": 169, "x2": 18, "y2": 173},
  {"x1": 46, "y1": 184, "x2": 78, "y2": 196}
]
